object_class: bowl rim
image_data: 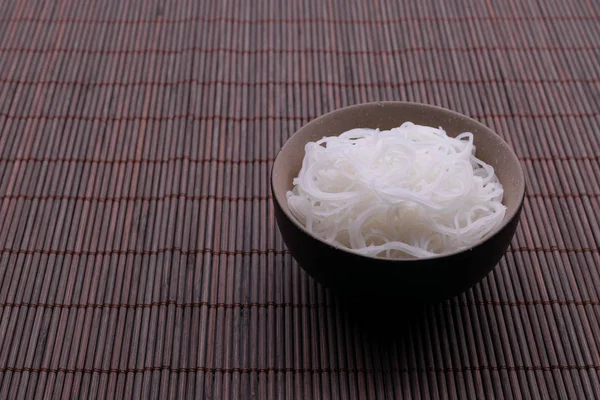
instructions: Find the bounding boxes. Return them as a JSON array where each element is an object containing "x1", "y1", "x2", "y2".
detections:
[{"x1": 271, "y1": 101, "x2": 526, "y2": 261}]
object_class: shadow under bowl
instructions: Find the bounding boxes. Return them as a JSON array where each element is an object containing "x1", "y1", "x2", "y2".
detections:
[{"x1": 271, "y1": 102, "x2": 525, "y2": 302}]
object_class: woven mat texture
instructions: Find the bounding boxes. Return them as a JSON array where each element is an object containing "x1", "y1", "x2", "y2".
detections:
[{"x1": 1, "y1": 0, "x2": 600, "y2": 398}]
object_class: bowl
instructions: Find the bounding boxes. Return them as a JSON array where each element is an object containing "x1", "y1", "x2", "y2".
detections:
[{"x1": 271, "y1": 102, "x2": 525, "y2": 302}]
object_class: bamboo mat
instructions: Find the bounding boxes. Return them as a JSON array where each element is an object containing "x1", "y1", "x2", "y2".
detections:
[{"x1": 1, "y1": 0, "x2": 599, "y2": 398}]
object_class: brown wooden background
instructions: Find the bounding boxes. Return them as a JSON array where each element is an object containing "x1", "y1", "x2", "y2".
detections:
[{"x1": 1, "y1": 0, "x2": 599, "y2": 398}]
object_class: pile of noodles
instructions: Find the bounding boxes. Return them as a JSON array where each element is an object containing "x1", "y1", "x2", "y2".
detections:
[{"x1": 286, "y1": 122, "x2": 506, "y2": 259}]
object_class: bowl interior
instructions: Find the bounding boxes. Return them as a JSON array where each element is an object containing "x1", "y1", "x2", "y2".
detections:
[{"x1": 272, "y1": 101, "x2": 525, "y2": 259}]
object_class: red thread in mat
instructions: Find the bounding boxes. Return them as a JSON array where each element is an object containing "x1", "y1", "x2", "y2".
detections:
[
  {"x1": 0, "y1": 364, "x2": 598, "y2": 375},
  {"x1": 0, "y1": 77, "x2": 598, "y2": 87},
  {"x1": 1, "y1": 15, "x2": 598, "y2": 24},
  {"x1": 1, "y1": 112, "x2": 599, "y2": 122},
  {"x1": 0, "y1": 247, "x2": 291, "y2": 256},
  {"x1": 0, "y1": 301, "x2": 327, "y2": 310},
  {"x1": 0, "y1": 193, "x2": 272, "y2": 202},
  {"x1": 0, "y1": 156, "x2": 273, "y2": 164},
  {"x1": 0, "y1": 299, "x2": 598, "y2": 311},
  {"x1": 0, "y1": 45, "x2": 597, "y2": 56}
]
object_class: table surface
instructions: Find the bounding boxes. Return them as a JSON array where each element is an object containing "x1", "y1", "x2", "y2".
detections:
[{"x1": 1, "y1": 0, "x2": 600, "y2": 398}]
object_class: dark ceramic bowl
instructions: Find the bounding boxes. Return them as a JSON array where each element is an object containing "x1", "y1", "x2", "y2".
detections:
[{"x1": 271, "y1": 102, "x2": 525, "y2": 302}]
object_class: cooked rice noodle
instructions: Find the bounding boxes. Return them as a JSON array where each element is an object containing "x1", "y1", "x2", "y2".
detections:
[{"x1": 286, "y1": 122, "x2": 506, "y2": 259}]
